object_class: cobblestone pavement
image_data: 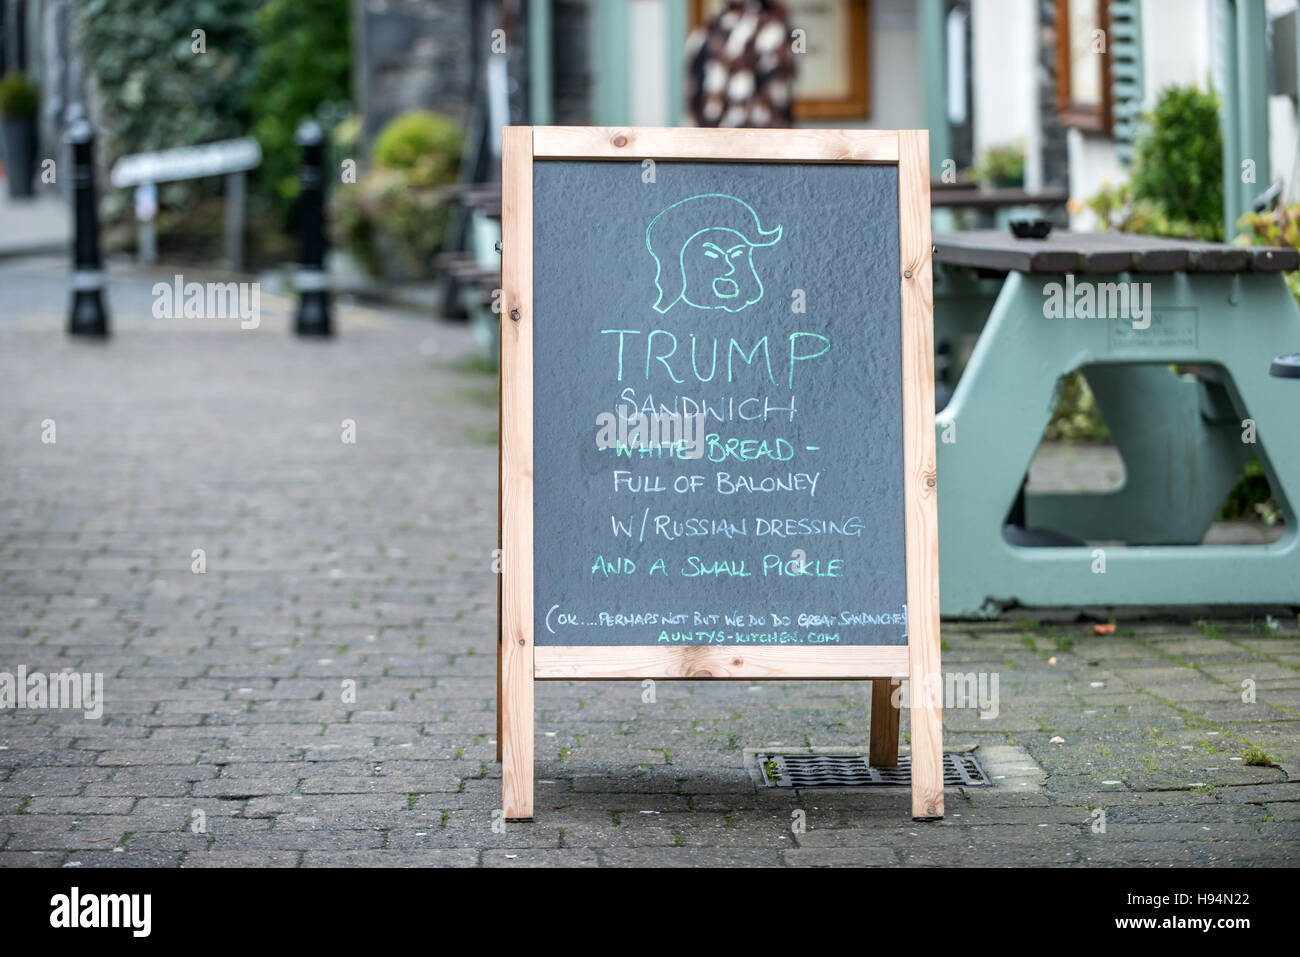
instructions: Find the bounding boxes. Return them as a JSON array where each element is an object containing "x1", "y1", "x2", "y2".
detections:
[{"x1": 1, "y1": 258, "x2": 1297, "y2": 867}]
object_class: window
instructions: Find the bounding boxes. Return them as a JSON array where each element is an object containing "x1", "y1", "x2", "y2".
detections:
[
  {"x1": 689, "y1": 0, "x2": 870, "y2": 120},
  {"x1": 1055, "y1": 0, "x2": 1113, "y2": 132}
]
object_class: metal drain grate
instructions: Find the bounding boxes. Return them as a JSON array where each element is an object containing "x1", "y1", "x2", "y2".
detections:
[{"x1": 757, "y1": 752, "x2": 990, "y2": 788}]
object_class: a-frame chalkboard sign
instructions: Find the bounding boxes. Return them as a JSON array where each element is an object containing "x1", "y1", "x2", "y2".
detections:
[{"x1": 498, "y1": 127, "x2": 941, "y2": 820}]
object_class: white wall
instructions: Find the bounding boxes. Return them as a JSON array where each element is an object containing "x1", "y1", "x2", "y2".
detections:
[
  {"x1": 1141, "y1": 0, "x2": 1213, "y2": 104},
  {"x1": 629, "y1": 0, "x2": 671, "y2": 126},
  {"x1": 1067, "y1": 128, "x2": 1127, "y2": 229},
  {"x1": 1270, "y1": 95, "x2": 1298, "y2": 198},
  {"x1": 865, "y1": 0, "x2": 922, "y2": 129},
  {"x1": 970, "y1": 0, "x2": 1040, "y2": 186}
]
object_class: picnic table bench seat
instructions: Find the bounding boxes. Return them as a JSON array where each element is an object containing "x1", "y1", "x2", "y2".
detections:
[{"x1": 930, "y1": 229, "x2": 1300, "y2": 616}]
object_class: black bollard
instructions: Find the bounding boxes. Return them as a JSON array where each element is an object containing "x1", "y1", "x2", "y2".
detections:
[
  {"x1": 294, "y1": 119, "x2": 332, "y2": 337},
  {"x1": 66, "y1": 116, "x2": 109, "y2": 338}
]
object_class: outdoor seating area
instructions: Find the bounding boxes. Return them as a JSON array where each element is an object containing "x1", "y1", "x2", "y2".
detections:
[{"x1": 934, "y1": 229, "x2": 1300, "y2": 614}]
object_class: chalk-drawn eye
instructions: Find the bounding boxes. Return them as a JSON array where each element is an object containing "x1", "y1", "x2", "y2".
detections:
[
  {"x1": 703, "y1": 250, "x2": 720, "y2": 259},
  {"x1": 728, "y1": 246, "x2": 746, "y2": 259}
]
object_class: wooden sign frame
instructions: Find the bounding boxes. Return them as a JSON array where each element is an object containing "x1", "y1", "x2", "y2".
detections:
[{"x1": 498, "y1": 126, "x2": 941, "y2": 821}]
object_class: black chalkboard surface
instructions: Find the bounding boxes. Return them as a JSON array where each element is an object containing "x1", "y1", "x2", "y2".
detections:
[
  {"x1": 532, "y1": 161, "x2": 908, "y2": 647},
  {"x1": 499, "y1": 126, "x2": 942, "y2": 822}
]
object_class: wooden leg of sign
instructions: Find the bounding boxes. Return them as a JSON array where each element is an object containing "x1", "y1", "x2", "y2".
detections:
[
  {"x1": 500, "y1": 125, "x2": 534, "y2": 821},
  {"x1": 495, "y1": 626, "x2": 503, "y2": 763},
  {"x1": 495, "y1": 406, "x2": 504, "y2": 764},
  {"x1": 899, "y1": 128, "x2": 943, "y2": 820},
  {"x1": 869, "y1": 678, "x2": 901, "y2": 767},
  {"x1": 500, "y1": 636, "x2": 533, "y2": 820},
  {"x1": 907, "y1": 665, "x2": 943, "y2": 819},
  {"x1": 495, "y1": 237, "x2": 507, "y2": 766},
  {"x1": 496, "y1": 361, "x2": 503, "y2": 765}
]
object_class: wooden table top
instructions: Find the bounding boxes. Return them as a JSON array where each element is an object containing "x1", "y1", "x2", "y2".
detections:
[
  {"x1": 933, "y1": 229, "x2": 1299, "y2": 274},
  {"x1": 930, "y1": 187, "x2": 1069, "y2": 210}
]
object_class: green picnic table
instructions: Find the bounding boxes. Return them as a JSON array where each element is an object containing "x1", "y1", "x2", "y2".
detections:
[{"x1": 932, "y1": 229, "x2": 1300, "y2": 617}]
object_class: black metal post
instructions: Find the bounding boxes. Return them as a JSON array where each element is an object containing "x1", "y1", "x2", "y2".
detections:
[
  {"x1": 294, "y1": 119, "x2": 332, "y2": 337},
  {"x1": 66, "y1": 116, "x2": 109, "y2": 338}
]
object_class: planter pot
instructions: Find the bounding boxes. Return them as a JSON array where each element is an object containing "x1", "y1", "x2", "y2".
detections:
[{"x1": 2, "y1": 116, "x2": 38, "y2": 198}]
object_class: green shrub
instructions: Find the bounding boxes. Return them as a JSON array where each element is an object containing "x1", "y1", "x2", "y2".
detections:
[
  {"x1": 1240, "y1": 203, "x2": 1300, "y2": 307},
  {"x1": 372, "y1": 112, "x2": 464, "y2": 185},
  {"x1": 78, "y1": 0, "x2": 258, "y2": 159},
  {"x1": 1130, "y1": 85, "x2": 1223, "y2": 237},
  {"x1": 76, "y1": 0, "x2": 350, "y2": 256},
  {"x1": 969, "y1": 144, "x2": 1025, "y2": 188},
  {"x1": 1240, "y1": 203, "x2": 1300, "y2": 248},
  {"x1": 1084, "y1": 180, "x2": 1219, "y2": 241},
  {"x1": 245, "y1": 0, "x2": 352, "y2": 226},
  {"x1": 1085, "y1": 86, "x2": 1223, "y2": 242},
  {"x1": 77, "y1": 0, "x2": 259, "y2": 239},
  {"x1": 1216, "y1": 457, "x2": 1280, "y2": 525},
  {"x1": 331, "y1": 111, "x2": 463, "y2": 279},
  {"x1": 0, "y1": 72, "x2": 38, "y2": 118},
  {"x1": 1044, "y1": 372, "x2": 1110, "y2": 443}
]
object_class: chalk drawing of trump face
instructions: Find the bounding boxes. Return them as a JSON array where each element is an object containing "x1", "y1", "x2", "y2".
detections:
[{"x1": 645, "y1": 194, "x2": 783, "y2": 314}]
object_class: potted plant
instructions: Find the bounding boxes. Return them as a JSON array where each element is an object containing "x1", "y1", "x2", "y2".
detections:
[
  {"x1": 330, "y1": 110, "x2": 463, "y2": 281},
  {"x1": 0, "y1": 72, "x2": 40, "y2": 199},
  {"x1": 971, "y1": 144, "x2": 1026, "y2": 189}
]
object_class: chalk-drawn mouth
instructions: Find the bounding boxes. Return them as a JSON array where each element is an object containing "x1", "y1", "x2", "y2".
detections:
[{"x1": 712, "y1": 278, "x2": 740, "y2": 298}]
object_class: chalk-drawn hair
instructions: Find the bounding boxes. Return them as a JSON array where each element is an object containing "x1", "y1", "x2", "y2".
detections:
[{"x1": 645, "y1": 194, "x2": 783, "y2": 313}]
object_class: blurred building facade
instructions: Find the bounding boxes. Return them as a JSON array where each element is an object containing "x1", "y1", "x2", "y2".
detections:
[
  {"x1": 349, "y1": 0, "x2": 1293, "y2": 234},
  {"x1": 2, "y1": 0, "x2": 85, "y2": 190},
  {"x1": 2, "y1": 0, "x2": 1294, "y2": 234}
]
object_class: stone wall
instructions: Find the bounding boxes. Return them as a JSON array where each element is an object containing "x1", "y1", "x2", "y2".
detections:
[
  {"x1": 353, "y1": 0, "x2": 594, "y2": 147},
  {"x1": 354, "y1": 0, "x2": 476, "y2": 148}
]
